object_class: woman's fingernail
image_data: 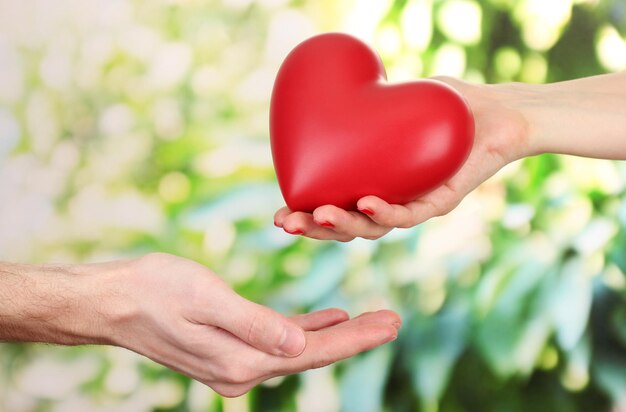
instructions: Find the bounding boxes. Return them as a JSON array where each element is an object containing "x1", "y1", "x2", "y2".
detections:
[
  {"x1": 285, "y1": 228, "x2": 304, "y2": 235},
  {"x1": 359, "y1": 208, "x2": 375, "y2": 216},
  {"x1": 319, "y1": 221, "x2": 335, "y2": 228}
]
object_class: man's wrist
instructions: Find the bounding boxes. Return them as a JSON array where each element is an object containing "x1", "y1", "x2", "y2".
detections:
[{"x1": 0, "y1": 260, "x2": 133, "y2": 346}]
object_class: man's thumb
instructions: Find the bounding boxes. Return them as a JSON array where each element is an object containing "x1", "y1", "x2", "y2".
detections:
[{"x1": 213, "y1": 292, "x2": 306, "y2": 357}]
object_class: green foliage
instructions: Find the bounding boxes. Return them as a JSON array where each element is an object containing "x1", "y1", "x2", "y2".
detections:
[{"x1": 1, "y1": 0, "x2": 626, "y2": 411}]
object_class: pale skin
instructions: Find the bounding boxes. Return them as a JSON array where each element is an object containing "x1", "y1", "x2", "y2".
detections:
[
  {"x1": 275, "y1": 72, "x2": 626, "y2": 241},
  {"x1": 0, "y1": 252, "x2": 400, "y2": 397}
]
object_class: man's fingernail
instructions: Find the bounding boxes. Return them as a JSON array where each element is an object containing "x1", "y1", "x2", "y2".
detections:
[
  {"x1": 279, "y1": 326, "x2": 306, "y2": 356},
  {"x1": 392, "y1": 321, "x2": 402, "y2": 330},
  {"x1": 285, "y1": 228, "x2": 304, "y2": 235},
  {"x1": 274, "y1": 220, "x2": 281, "y2": 227},
  {"x1": 359, "y1": 208, "x2": 375, "y2": 216},
  {"x1": 386, "y1": 332, "x2": 398, "y2": 343},
  {"x1": 319, "y1": 221, "x2": 334, "y2": 228}
]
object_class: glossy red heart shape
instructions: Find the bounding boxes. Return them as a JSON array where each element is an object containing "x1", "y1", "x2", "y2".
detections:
[{"x1": 270, "y1": 33, "x2": 474, "y2": 213}]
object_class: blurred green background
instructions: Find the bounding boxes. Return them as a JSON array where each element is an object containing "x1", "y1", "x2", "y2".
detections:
[{"x1": 1, "y1": 0, "x2": 626, "y2": 411}]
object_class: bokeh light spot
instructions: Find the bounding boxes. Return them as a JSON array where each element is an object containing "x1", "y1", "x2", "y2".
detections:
[
  {"x1": 158, "y1": 171, "x2": 191, "y2": 203},
  {"x1": 520, "y1": 52, "x2": 548, "y2": 83},
  {"x1": 514, "y1": 0, "x2": 572, "y2": 51},
  {"x1": 431, "y1": 43, "x2": 466, "y2": 77},
  {"x1": 401, "y1": 0, "x2": 433, "y2": 52},
  {"x1": 203, "y1": 218, "x2": 236, "y2": 258},
  {"x1": 596, "y1": 24, "x2": 626, "y2": 71},
  {"x1": 437, "y1": 0, "x2": 482, "y2": 45},
  {"x1": 494, "y1": 47, "x2": 522, "y2": 79},
  {"x1": 375, "y1": 24, "x2": 403, "y2": 59}
]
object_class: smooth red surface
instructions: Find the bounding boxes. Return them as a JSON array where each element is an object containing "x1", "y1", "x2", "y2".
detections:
[{"x1": 270, "y1": 33, "x2": 475, "y2": 213}]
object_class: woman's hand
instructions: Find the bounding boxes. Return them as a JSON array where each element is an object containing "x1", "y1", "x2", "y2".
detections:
[
  {"x1": 0, "y1": 253, "x2": 401, "y2": 397},
  {"x1": 276, "y1": 72, "x2": 626, "y2": 241},
  {"x1": 274, "y1": 76, "x2": 530, "y2": 241}
]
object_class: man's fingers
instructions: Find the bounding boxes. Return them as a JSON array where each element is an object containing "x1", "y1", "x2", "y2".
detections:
[
  {"x1": 211, "y1": 291, "x2": 306, "y2": 357},
  {"x1": 290, "y1": 308, "x2": 349, "y2": 331},
  {"x1": 266, "y1": 310, "x2": 401, "y2": 375}
]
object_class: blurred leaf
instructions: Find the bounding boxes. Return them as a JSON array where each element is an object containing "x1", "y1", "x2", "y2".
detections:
[
  {"x1": 182, "y1": 183, "x2": 281, "y2": 227},
  {"x1": 475, "y1": 260, "x2": 551, "y2": 377},
  {"x1": 406, "y1": 301, "x2": 470, "y2": 410},
  {"x1": 270, "y1": 246, "x2": 347, "y2": 309},
  {"x1": 340, "y1": 346, "x2": 393, "y2": 412},
  {"x1": 594, "y1": 355, "x2": 626, "y2": 405},
  {"x1": 549, "y1": 258, "x2": 593, "y2": 351},
  {"x1": 611, "y1": 305, "x2": 626, "y2": 347}
]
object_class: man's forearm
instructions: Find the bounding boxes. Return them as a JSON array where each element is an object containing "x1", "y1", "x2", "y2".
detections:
[{"x1": 0, "y1": 262, "x2": 117, "y2": 345}]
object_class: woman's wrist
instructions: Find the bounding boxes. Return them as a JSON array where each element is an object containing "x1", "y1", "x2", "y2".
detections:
[
  {"x1": 493, "y1": 74, "x2": 626, "y2": 161},
  {"x1": 486, "y1": 81, "x2": 547, "y2": 159}
]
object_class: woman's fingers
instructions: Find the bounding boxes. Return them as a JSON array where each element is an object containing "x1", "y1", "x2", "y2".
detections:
[
  {"x1": 274, "y1": 188, "x2": 458, "y2": 240},
  {"x1": 275, "y1": 204, "x2": 392, "y2": 241},
  {"x1": 273, "y1": 206, "x2": 291, "y2": 228},
  {"x1": 280, "y1": 211, "x2": 317, "y2": 235},
  {"x1": 356, "y1": 196, "x2": 417, "y2": 228},
  {"x1": 279, "y1": 210, "x2": 351, "y2": 240},
  {"x1": 357, "y1": 183, "x2": 460, "y2": 229},
  {"x1": 312, "y1": 205, "x2": 392, "y2": 240}
]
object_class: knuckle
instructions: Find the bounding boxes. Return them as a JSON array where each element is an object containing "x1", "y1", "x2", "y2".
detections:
[
  {"x1": 133, "y1": 252, "x2": 170, "y2": 273},
  {"x1": 246, "y1": 311, "x2": 263, "y2": 344},
  {"x1": 434, "y1": 201, "x2": 455, "y2": 219},
  {"x1": 246, "y1": 307, "x2": 280, "y2": 348},
  {"x1": 311, "y1": 356, "x2": 332, "y2": 370},
  {"x1": 309, "y1": 348, "x2": 333, "y2": 370},
  {"x1": 427, "y1": 201, "x2": 444, "y2": 217},
  {"x1": 219, "y1": 364, "x2": 254, "y2": 385},
  {"x1": 246, "y1": 312, "x2": 259, "y2": 342},
  {"x1": 397, "y1": 221, "x2": 415, "y2": 229},
  {"x1": 377, "y1": 218, "x2": 395, "y2": 227},
  {"x1": 374, "y1": 214, "x2": 399, "y2": 228}
]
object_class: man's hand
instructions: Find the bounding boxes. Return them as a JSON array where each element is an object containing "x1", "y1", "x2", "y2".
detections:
[{"x1": 0, "y1": 253, "x2": 401, "y2": 397}]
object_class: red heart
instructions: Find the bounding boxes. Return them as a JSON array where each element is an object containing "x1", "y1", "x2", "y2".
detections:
[{"x1": 270, "y1": 33, "x2": 474, "y2": 213}]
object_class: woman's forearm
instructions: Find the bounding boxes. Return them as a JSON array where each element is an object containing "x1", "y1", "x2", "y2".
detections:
[{"x1": 504, "y1": 72, "x2": 626, "y2": 160}]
